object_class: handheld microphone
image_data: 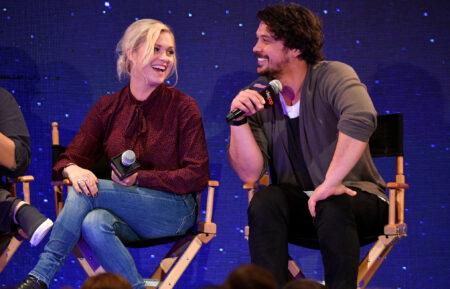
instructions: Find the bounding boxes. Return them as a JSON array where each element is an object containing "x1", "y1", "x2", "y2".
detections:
[
  {"x1": 226, "y1": 77, "x2": 282, "y2": 123},
  {"x1": 110, "y1": 150, "x2": 141, "y2": 180}
]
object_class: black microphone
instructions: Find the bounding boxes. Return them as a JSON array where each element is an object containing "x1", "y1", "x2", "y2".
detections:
[
  {"x1": 226, "y1": 77, "x2": 282, "y2": 123},
  {"x1": 110, "y1": 150, "x2": 141, "y2": 180}
]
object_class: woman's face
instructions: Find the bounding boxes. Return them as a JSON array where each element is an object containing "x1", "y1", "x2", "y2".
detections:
[{"x1": 129, "y1": 31, "x2": 175, "y2": 89}]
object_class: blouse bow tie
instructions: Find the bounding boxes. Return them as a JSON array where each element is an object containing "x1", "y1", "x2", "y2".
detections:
[{"x1": 125, "y1": 104, "x2": 147, "y2": 138}]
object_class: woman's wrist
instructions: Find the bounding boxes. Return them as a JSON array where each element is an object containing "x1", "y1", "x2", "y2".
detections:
[{"x1": 62, "y1": 163, "x2": 76, "y2": 178}]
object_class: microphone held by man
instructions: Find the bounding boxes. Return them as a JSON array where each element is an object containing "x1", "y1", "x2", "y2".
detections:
[
  {"x1": 226, "y1": 77, "x2": 282, "y2": 123},
  {"x1": 110, "y1": 150, "x2": 141, "y2": 180}
]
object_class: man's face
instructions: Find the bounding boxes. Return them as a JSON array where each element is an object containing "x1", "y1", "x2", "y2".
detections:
[{"x1": 253, "y1": 22, "x2": 291, "y2": 78}]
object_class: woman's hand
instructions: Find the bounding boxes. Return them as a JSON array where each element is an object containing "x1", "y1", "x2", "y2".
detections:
[
  {"x1": 63, "y1": 164, "x2": 99, "y2": 196},
  {"x1": 111, "y1": 171, "x2": 138, "y2": 187}
]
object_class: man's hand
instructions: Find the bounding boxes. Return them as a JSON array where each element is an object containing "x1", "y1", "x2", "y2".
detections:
[
  {"x1": 111, "y1": 171, "x2": 138, "y2": 187},
  {"x1": 230, "y1": 89, "x2": 266, "y2": 118},
  {"x1": 308, "y1": 132, "x2": 368, "y2": 217},
  {"x1": 308, "y1": 181, "x2": 357, "y2": 217}
]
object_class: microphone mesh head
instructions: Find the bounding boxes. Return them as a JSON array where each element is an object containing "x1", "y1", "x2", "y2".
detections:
[
  {"x1": 269, "y1": 79, "x2": 282, "y2": 94},
  {"x1": 121, "y1": 150, "x2": 136, "y2": 166}
]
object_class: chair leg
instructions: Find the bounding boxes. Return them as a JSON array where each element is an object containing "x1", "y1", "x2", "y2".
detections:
[
  {"x1": 157, "y1": 235, "x2": 205, "y2": 289},
  {"x1": 148, "y1": 235, "x2": 195, "y2": 283},
  {"x1": 357, "y1": 235, "x2": 398, "y2": 289},
  {"x1": 72, "y1": 238, "x2": 105, "y2": 276},
  {"x1": 0, "y1": 230, "x2": 27, "y2": 273},
  {"x1": 288, "y1": 255, "x2": 306, "y2": 280}
]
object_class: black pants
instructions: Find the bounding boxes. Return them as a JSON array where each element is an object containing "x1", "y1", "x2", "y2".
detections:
[
  {"x1": 0, "y1": 188, "x2": 20, "y2": 233},
  {"x1": 248, "y1": 184, "x2": 388, "y2": 289}
]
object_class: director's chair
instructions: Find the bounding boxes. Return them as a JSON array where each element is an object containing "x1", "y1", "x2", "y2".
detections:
[
  {"x1": 243, "y1": 113, "x2": 408, "y2": 288},
  {"x1": 51, "y1": 122, "x2": 218, "y2": 288},
  {"x1": 0, "y1": 175, "x2": 34, "y2": 273}
]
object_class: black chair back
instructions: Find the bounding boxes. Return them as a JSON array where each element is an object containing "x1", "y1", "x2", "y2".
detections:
[
  {"x1": 51, "y1": 145, "x2": 111, "y2": 180},
  {"x1": 369, "y1": 114, "x2": 403, "y2": 158}
]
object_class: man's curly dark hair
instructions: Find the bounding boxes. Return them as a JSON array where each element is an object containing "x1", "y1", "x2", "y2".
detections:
[{"x1": 257, "y1": 2, "x2": 325, "y2": 65}]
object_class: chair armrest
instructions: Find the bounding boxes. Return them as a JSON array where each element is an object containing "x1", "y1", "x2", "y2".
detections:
[
  {"x1": 387, "y1": 182, "x2": 409, "y2": 189},
  {"x1": 8, "y1": 175, "x2": 34, "y2": 203},
  {"x1": 243, "y1": 173, "x2": 269, "y2": 190},
  {"x1": 243, "y1": 183, "x2": 260, "y2": 190},
  {"x1": 197, "y1": 181, "x2": 219, "y2": 244},
  {"x1": 51, "y1": 179, "x2": 72, "y2": 186},
  {"x1": 52, "y1": 179, "x2": 72, "y2": 216},
  {"x1": 8, "y1": 175, "x2": 35, "y2": 184},
  {"x1": 14, "y1": 176, "x2": 35, "y2": 183},
  {"x1": 198, "y1": 222, "x2": 217, "y2": 235},
  {"x1": 242, "y1": 181, "x2": 262, "y2": 240},
  {"x1": 385, "y1": 180, "x2": 408, "y2": 235},
  {"x1": 204, "y1": 180, "x2": 219, "y2": 224},
  {"x1": 208, "y1": 180, "x2": 219, "y2": 187},
  {"x1": 243, "y1": 182, "x2": 259, "y2": 206}
]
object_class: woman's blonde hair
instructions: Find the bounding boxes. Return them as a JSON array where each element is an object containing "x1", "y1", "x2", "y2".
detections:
[{"x1": 116, "y1": 19, "x2": 178, "y2": 83}]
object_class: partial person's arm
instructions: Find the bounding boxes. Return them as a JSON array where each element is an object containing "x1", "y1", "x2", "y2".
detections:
[
  {"x1": 0, "y1": 88, "x2": 31, "y2": 177},
  {"x1": 227, "y1": 89, "x2": 267, "y2": 183},
  {"x1": 0, "y1": 132, "x2": 16, "y2": 169},
  {"x1": 228, "y1": 124, "x2": 264, "y2": 183},
  {"x1": 307, "y1": 132, "x2": 366, "y2": 217},
  {"x1": 307, "y1": 62, "x2": 378, "y2": 217}
]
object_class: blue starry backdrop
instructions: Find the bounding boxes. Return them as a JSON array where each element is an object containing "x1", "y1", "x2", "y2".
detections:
[{"x1": 1, "y1": 0, "x2": 449, "y2": 288}]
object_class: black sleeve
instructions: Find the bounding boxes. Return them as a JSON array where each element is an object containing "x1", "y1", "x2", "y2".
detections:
[{"x1": 0, "y1": 88, "x2": 31, "y2": 177}]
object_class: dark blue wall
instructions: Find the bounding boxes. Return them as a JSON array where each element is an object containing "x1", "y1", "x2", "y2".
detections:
[{"x1": 1, "y1": 0, "x2": 449, "y2": 288}]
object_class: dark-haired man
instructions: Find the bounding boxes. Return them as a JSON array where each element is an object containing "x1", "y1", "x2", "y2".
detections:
[{"x1": 227, "y1": 3, "x2": 388, "y2": 289}]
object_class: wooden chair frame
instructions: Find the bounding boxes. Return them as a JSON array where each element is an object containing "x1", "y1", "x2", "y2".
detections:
[
  {"x1": 243, "y1": 114, "x2": 408, "y2": 288},
  {"x1": 51, "y1": 122, "x2": 218, "y2": 288},
  {"x1": 0, "y1": 175, "x2": 34, "y2": 273}
]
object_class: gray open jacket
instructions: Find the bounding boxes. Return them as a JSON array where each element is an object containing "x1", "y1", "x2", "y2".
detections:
[{"x1": 246, "y1": 61, "x2": 387, "y2": 201}]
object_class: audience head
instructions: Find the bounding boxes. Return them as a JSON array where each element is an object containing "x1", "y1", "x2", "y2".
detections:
[
  {"x1": 80, "y1": 272, "x2": 132, "y2": 289},
  {"x1": 282, "y1": 278, "x2": 328, "y2": 289},
  {"x1": 116, "y1": 19, "x2": 178, "y2": 82},
  {"x1": 222, "y1": 264, "x2": 277, "y2": 289}
]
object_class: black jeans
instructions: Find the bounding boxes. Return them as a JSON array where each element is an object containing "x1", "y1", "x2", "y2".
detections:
[
  {"x1": 248, "y1": 184, "x2": 388, "y2": 289},
  {"x1": 0, "y1": 188, "x2": 20, "y2": 233}
]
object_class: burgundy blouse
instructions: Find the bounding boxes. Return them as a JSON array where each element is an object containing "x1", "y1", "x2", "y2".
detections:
[{"x1": 53, "y1": 84, "x2": 210, "y2": 194}]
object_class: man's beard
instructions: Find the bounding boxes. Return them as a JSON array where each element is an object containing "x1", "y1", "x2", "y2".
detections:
[
  {"x1": 258, "y1": 68, "x2": 281, "y2": 79},
  {"x1": 256, "y1": 54, "x2": 289, "y2": 79}
]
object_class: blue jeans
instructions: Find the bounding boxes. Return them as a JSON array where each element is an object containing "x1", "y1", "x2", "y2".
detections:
[{"x1": 30, "y1": 179, "x2": 197, "y2": 289}]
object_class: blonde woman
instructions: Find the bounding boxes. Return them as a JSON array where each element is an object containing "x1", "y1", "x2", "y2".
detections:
[{"x1": 17, "y1": 19, "x2": 209, "y2": 289}]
